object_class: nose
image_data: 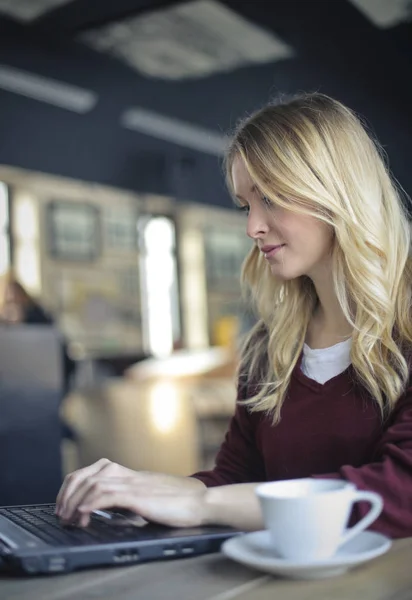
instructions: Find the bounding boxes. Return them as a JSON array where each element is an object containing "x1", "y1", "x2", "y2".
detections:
[{"x1": 246, "y1": 206, "x2": 270, "y2": 240}]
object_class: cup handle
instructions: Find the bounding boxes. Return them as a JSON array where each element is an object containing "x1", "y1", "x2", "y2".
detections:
[{"x1": 339, "y1": 491, "x2": 384, "y2": 547}]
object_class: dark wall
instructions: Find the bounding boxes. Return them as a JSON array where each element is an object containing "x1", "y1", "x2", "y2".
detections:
[{"x1": 0, "y1": 0, "x2": 411, "y2": 210}]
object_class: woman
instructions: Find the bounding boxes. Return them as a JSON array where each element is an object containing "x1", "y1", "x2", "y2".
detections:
[
  {"x1": 55, "y1": 93, "x2": 412, "y2": 538},
  {"x1": 0, "y1": 272, "x2": 53, "y2": 325},
  {"x1": 0, "y1": 271, "x2": 76, "y2": 394}
]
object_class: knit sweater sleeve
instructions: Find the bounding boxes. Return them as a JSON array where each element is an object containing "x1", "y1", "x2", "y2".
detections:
[
  {"x1": 189, "y1": 374, "x2": 266, "y2": 487},
  {"x1": 313, "y1": 385, "x2": 412, "y2": 539}
]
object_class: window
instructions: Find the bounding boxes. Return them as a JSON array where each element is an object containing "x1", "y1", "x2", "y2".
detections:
[
  {"x1": 140, "y1": 216, "x2": 180, "y2": 357},
  {"x1": 104, "y1": 207, "x2": 138, "y2": 251},
  {"x1": 47, "y1": 201, "x2": 100, "y2": 261},
  {"x1": 204, "y1": 228, "x2": 251, "y2": 287}
]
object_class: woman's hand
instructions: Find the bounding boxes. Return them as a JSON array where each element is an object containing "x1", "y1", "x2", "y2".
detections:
[
  {"x1": 55, "y1": 458, "x2": 207, "y2": 528},
  {"x1": 56, "y1": 458, "x2": 265, "y2": 531}
]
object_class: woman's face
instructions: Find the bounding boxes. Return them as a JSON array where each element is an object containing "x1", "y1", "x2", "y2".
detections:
[{"x1": 231, "y1": 155, "x2": 334, "y2": 281}]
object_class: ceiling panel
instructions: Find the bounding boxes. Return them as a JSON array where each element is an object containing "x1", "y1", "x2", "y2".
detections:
[
  {"x1": 79, "y1": 0, "x2": 294, "y2": 80},
  {"x1": 0, "y1": 64, "x2": 98, "y2": 113},
  {"x1": 348, "y1": 0, "x2": 411, "y2": 28},
  {"x1": 0, "y1": 0, "x2": 74, "y2": 22}
]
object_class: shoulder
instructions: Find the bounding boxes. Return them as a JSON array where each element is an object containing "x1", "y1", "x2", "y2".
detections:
[{"x1": 25, "y1": 304, "x2": 53, "y2": 324}]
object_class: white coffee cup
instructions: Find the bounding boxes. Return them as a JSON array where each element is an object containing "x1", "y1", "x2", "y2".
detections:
[{"x1": 256, "y1": 478, "x2": 383, "y2": 562}]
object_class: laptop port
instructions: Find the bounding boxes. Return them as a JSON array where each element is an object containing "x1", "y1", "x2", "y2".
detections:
[
  {"x1": 181, "y1": 547, "x2": 195, "y2": 555},
  {"x1": 48, "y1": 556, "x2": 66, "y2": 572},
  {"x1": 113, "y1": 549, "x2": 140, "y2": 563},
  {"x1": 162, "y1": 547, "x2": 177, "y2": 556}
]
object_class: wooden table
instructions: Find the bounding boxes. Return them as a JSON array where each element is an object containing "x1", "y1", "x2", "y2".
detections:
[{"x1": 1, "y1": 538, "x2": 411, "y2": 600}]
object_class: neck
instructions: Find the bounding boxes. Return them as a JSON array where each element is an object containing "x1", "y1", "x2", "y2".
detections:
[{"x1": 306, "y1": 267, "x2": 352, "y2": 348}]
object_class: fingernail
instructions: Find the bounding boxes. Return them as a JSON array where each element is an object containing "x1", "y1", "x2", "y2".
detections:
[{"x1": 80, "y1": 515, "x2": 89, "y2": 528}]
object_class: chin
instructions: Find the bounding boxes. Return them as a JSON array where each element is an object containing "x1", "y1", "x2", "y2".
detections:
[{"x1": 269, "y1": 264, "x2": 306, "y2": 281}]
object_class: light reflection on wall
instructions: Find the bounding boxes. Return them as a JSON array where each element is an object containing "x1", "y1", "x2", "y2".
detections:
[
  {"x1": 180, "y1": 228, "x2": 208, "y2": 348},
  {"x1": 149, "y1": 381, "x2": 180, "y2": 434},
  {"x1": 0, "y1": 182, "x2": 9, "y2": 275},
  {"x1": 13, "y1": 192, "x2": 40, "y2": 293},
  {"x1": 142, "y1": 216, "x2": 178, "y2": 357}
]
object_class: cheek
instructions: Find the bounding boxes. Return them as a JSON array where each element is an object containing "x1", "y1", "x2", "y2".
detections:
[
  {"x1": 306, "y1": 226, "x2": 334, "y2": 256},
  {"x1": 292, "y1": 220, "x2": 333, "y2": 252},
  {"x1": 278, "y1": 213, "x2": 333, "y2": 251}
]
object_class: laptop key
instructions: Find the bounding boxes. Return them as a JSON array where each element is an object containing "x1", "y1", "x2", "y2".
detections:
[
  {"x1": 64, "y1": 529, "x2": 103, "y2": 545},
  {"x1": 5, "y1": 516, "x2": 61, "y2": 546},
  {"x1": 4, "y1": 506, "x2": 158, "y2": 547}
]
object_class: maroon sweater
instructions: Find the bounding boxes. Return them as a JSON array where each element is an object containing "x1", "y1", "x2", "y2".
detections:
[{"x1": 191, "y1": 353, "x2": 412, "y2": 539}]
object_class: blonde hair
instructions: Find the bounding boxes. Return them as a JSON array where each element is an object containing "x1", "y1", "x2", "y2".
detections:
[{"x1": 225, "y1": 92, "x2": 412, "y2": 424}]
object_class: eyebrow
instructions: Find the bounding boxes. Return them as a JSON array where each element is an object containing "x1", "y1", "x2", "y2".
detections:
[{"x1": 235, "y1": 185, "x2": 258, "y2": 202}]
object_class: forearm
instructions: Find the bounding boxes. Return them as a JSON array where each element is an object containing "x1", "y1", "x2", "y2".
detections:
[
  {"x1": 138, "y1": 471, "x2": 207, "y2": 492},
  {"x1": 203, "y1": 483, "x2": 264, "y2": 531}
]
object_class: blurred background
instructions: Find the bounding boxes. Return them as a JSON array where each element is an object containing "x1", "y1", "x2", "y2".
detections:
[{"x1": 0, "y1": 0, "x2": 411, "y2": 506}]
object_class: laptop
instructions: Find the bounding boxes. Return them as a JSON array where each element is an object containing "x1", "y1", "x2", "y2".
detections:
[{"x1": 0, "y1": 504, "x2": 241, "y2": 575}]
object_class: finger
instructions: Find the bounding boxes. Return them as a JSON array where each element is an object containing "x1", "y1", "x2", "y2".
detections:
[
  {"x1": 76, "y1": 483, "x2": 186, "y2": 528},
  {"x1": 76, "y1": 485, "x2": 139, "y2": 527},
  {"x1": 62, "y1": 474, "x2": 130, "y2": 522},
  {"x1": 56, "y1": 458, "x2": 111, "y2": 509},
  {"x1": 76, "y1": 482, "x2": 204, "y2": 529},
  {"x1": 57, "y1": 459, "x2": 112, "y2": 516},
  {"x1": 56, "y1": 461, "x2": 105, "y2": 515},
  {"x1": 63, "y1": 476, "x2": 165, "y2": 520}
]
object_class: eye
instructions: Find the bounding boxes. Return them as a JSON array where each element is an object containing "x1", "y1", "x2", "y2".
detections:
[{"x1": 236, "y1": 204, "x2": 250, "y2": 216}]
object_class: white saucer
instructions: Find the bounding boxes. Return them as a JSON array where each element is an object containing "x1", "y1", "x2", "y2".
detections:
[{"x1": 221, "y1": 530, "x2": 392, "y2": 580}]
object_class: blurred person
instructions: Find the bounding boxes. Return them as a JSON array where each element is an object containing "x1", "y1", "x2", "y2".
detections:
[
  {"x1": 0, "y1": 271, "x2": 76, "y2": 395},
  {"x1": 0, "y1": 271, "x2": 52, "y2": 325},
  {"x1": 56, "y1": 92, "x2": 412, "y2": 539}
]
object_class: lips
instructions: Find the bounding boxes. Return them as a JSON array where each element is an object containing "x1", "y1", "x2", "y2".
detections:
[
  {"x1": 261, "y1": 245, "x2": 284, "y2": 253},
  {"x1": 261, "y1": 244, "x2": 286, "y2": 259}
]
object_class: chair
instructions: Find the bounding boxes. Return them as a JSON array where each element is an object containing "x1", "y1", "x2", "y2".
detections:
[
  {"x1": 0, "y1": 325, "x2": 65, "y2": 505},
  {"x1": 0, "y1": 382, "x2": 63, "y2": 505}
]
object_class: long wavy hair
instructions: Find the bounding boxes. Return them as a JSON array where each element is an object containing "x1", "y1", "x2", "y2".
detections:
[{"x1": 225, "y1": 92, "x2": 412, "y2": 425}]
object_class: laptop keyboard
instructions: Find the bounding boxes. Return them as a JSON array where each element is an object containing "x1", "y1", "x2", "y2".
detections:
[{"x1": 1, "y1": 505, "x2": 155, "y2": 547}]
